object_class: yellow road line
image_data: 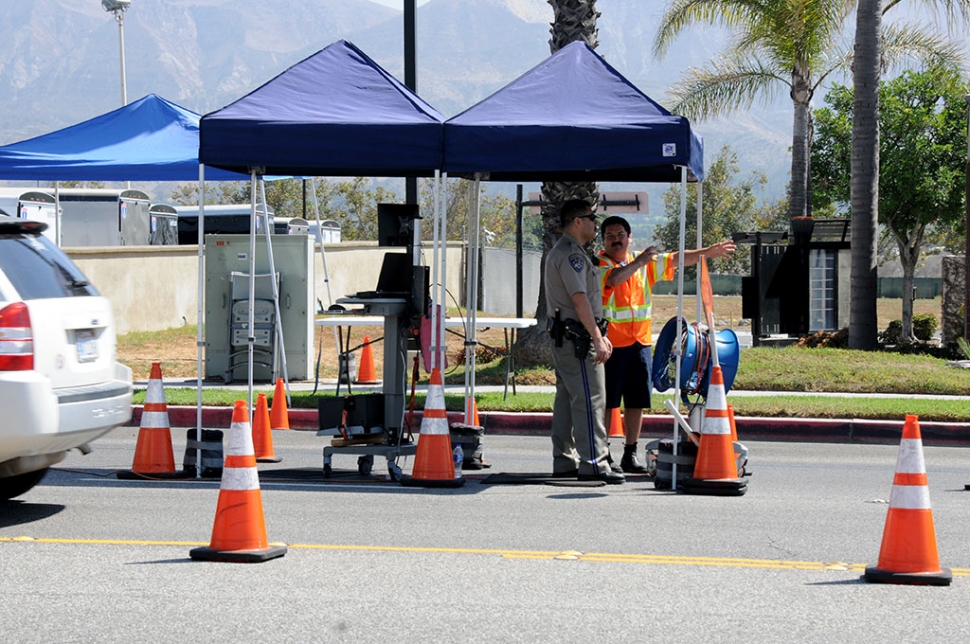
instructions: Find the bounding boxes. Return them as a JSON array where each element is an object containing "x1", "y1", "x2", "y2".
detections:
[{"x1": 2, "y1": 537, "x2": 967, "y2": 576}]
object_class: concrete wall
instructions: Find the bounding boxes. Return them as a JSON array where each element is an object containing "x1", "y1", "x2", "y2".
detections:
[{"x1": 67, "y1": 241, "x2": 466, "y2": 334}]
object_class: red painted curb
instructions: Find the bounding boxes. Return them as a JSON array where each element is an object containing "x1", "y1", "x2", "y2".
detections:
[{"x1": 130, "y1": 407, "x2": 970, "y2": 446}]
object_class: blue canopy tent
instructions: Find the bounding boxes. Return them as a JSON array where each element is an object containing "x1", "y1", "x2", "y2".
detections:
[
  {"x1": 0, "y1": 94, "x2": 243, "y2": 181},
  {"x1": 443, "y1": 41, "x2": 703, "y2": 183},
  {"x1": 442, "y1": 42, "x2": 706, "y2": 459},
  {"x1": 199, "y1": 39, "x2": 448, "y2": 444},
  {"x1": 200, "y1": 39, "x2": 445, "y2": 178}
]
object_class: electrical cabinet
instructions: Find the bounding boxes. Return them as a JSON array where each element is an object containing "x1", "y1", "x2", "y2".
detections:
[{"x1": 204, "y1": 234, "x2": 313, "y2": 381}]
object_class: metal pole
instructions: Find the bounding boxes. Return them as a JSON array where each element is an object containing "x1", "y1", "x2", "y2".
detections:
[
  {"x1": 117, "y1": 13, "x2": 127, "y2": 106},
  {"x1": 964, "y1": 94, "x2": 969, "y2": 342},
  {"x1": 195, "y1": 165, "x2": 205, "y2": 478},
  {"x1": 516, "y1": 184, "x2": 524, "y2": 319},
  {"x1": 404, "y1": 0, "x2": 418, "y2": 206}
]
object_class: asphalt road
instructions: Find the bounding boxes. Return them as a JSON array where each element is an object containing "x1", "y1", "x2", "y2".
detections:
[{"x1": 2, "y1": 428, "x2": 970, "y2": 643}]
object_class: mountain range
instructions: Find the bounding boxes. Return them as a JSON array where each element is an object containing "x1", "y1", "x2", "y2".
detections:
[{"x1": 0, "y1": 0, "x2": 794, "y2": 204}]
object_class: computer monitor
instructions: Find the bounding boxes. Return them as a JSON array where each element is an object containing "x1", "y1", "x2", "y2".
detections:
[{"x1": 377, "y1": 203, "x2": 420, "y2": 247}]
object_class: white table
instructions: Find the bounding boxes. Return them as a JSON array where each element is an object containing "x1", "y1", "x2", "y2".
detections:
[{"x1": 315, "y1": 314, "x2": 537, "y2": 398}]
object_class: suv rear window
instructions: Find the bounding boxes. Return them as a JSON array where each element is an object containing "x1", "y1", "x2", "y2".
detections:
[{"x1": 0, "y1": 231, "x2": 99, "y2": 299}]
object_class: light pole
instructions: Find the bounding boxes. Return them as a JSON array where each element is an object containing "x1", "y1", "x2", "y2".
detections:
[{"x1": 101, "y1": 0, "x2": 131, "y2": 106}]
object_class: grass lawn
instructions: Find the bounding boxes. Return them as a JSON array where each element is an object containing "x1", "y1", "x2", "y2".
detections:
[{"x1": 122, "y1": 296, "x2": 970, "y2": 421}]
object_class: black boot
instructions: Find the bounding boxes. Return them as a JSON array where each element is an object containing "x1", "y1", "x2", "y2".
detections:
[{"x1": 621, "y1": 443, "x2": 649, "y2": 474}]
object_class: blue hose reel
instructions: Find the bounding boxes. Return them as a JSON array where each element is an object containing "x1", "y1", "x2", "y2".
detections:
[{"x1": 651, "y1": 316, "x2": 740, "y2": 402}]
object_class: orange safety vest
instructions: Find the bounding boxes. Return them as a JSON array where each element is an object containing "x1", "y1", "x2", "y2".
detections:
[{"x1": 598, "y1": 251, "x2": 675, "y2": 348}]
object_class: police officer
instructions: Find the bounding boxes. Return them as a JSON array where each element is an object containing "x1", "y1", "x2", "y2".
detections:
[{"x1": 544, "y1": 199, "x2": 624, "y2": 484}]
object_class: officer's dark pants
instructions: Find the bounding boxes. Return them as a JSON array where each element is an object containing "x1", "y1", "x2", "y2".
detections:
[{"x1": 550, "y1": 341, "x2": 611, "y2": 476}]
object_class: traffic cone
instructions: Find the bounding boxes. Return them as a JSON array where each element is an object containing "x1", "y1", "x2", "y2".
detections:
[
  {"x1": 190, "y1": 400, "x2": 287, "y2": 563},
  {"x1": 681, "y1": 365, "x2": 746, "y2": 496},
  {"x1": 864, "y1": 415, "x2": 951, "y2": 585},
  {"x1": 269, "y1": 378, "x2": 290, "y2": 431},
  {"x1": 466, "y1": 396, "x2": 481, "y2": 427},
  {"x1": 608, "y1": 407, "x2": 624, "y2": 438},
  {"x1": 356, "y1": 336, "x2": 378, "y2": 384},
  {"x1": 252, "y1": 393, "x2": 281, "y2": 463},
  {"x1": 727, "y1": 404, "x2": 738, "y2": 442},
  {"x1": 401, "y1": 368, "x2": 465, "y2": 488},
  {"x1": 119, "y1": 363, "x2": 187, "y2": 480}
]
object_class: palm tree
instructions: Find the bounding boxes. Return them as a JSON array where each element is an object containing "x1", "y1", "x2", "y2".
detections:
[
  {"x1": 516, "y1": 0, "x2": 601, "y2": 367},
  {"x1": 654, "y1": 0, "x2": 856, "y2": 222},
  {"x1": 849, "y1": 0, "x2": 970, "y2": 349},
  {"x1": 655, "y1": 0, "x2": 967, "y2": 349},
  {"x1": 849, "y1": 0, "x2": 882, "y2": 350},
  {"x1": 653, "y1": 0, "x2": 964, "y2": 223}
]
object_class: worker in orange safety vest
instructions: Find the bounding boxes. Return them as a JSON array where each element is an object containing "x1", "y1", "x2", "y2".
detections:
[{"x1": 598, "y1": 215, "x2": 736, "y2": 473}]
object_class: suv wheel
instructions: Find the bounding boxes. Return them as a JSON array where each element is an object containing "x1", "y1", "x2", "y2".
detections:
[{"x1": 0, "y1": 468, "x2": 50, "y2": 501}]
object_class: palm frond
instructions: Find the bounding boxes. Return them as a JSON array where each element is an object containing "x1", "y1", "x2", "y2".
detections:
[
  {"x1": 666, "y1": 54, "x2": 788, "y2": 120},
  {"x1": 653, "y1": 0, "x2": 748, "y2": 58},
  {"x1": 881, "y1": 23, "x2": 967, "y2": 73}
]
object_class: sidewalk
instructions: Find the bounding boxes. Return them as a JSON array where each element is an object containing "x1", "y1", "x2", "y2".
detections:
[{"x1": 135, "y1": 378, "x2": 970, "y2": 447}]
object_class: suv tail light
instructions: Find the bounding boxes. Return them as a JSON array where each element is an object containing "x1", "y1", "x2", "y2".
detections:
[{"x1": 0, "y1": 302, "x2": 34, "y2": 371}]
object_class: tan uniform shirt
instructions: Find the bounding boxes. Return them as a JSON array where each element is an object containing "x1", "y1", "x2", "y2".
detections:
[{"x1": 545, "y1": 232, "x2": 603, "y2": 322}]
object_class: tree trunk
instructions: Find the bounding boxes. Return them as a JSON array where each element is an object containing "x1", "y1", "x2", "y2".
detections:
[
  {"x1": 515, "y1": 1, "x2": 600, "y2": 368},
  {"x1": 788, "y1": 75, "x2": 813, "y2": 220},
  {"x1": 849, "y1": 0, "x2": 882, "y2": 350},
  {"x1": 895, "y1": 224, "x2": 925, "y2": 343}
]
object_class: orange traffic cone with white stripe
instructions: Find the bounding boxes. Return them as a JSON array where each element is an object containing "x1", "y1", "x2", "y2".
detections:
[
  {"x1": 864, "y1": 415, "x2": 951, "y2": 585},
  {"x1": 682, "y1": 365, "x2": 746, "y2": 496},
  {"x1": 466, "y1": 396, "x2": 481, "y2": 427},
  {"x1": 269, "y1": 378, "x2": 290, "y2": 431},
  {"x1": 190, "y1": 400, "x2": 287, "y2": 563},
  {"x1": 608, "y1": 407, "x2": 624, "y2": 438},
  {"x1": 253, "y1": 393, "x2": 281, "y2": 463},
  {"x1": 119, "y1": 362, "x2": 187, "y2": 480},
  {"x1": 356, "y1": 336, "x2": 378, "y2": 384},
  {"x1": 401, "y1": 368, "x2": 465, "y2": 488}
]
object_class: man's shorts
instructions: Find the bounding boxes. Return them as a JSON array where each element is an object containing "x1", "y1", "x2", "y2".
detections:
[{"x1": 604, "y1": 342, "x2": 652, "y2": 410}]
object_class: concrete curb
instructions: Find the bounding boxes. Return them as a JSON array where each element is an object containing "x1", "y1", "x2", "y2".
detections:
[{"x1": 134, "y1": 406, "x2": 970, "y2": 446}]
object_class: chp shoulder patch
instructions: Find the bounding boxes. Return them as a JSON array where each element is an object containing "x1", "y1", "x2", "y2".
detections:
[{"x1": 569, "y1": 254, "x2": 586, "y2": 272}]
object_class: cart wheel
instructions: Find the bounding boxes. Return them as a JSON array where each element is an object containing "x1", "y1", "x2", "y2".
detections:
[
  {"x1": 387, "y1": 460, "x2": 403, "y2": 482},
  {"x1": 358, "y1": 455, "x2": 374, "y2": 476},
  {"x1": 323, "y1": 464, "x2": 332, "y2": 479}
]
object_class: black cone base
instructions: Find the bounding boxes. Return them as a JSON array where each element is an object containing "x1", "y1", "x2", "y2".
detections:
[
  {"x1": 117, "y1": 469, "x2": 191, "y2": 480},
  {"x1": 681, "y1": 477, "x2": 747, "y2": 496},
  {"x1": 863, "y1": 565, "x2": 952, "y2": 586},
  {"x1": 256, "y1": 456, "x2": 283, "y2": 463},
  {"x1": 189, "y1": 543, "x2": 288, "y2": 563},
  {"x1": 400, "y1": 475, "x2": 466, "y2": 488}
]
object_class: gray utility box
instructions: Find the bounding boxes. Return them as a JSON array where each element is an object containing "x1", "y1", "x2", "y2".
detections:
[{"x1": 204, "y1": 234, "x2": 314, "y2": 381}]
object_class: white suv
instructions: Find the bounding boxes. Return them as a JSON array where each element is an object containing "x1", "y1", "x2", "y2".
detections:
[{"x1": 0, "y1": 219, "x2": 132, "y2": 500}]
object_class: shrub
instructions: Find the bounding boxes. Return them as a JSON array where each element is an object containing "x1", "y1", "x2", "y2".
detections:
[
  {"x1": 913, "y1": 313, "x2": 938, "y2": 341},
  {"x1": 879, "y1": 314, "x2": 937, "y2": 345}
]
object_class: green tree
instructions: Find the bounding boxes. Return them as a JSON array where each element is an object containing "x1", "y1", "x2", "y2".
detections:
[
  {"x1": 418, "y1": 178, "x2": 526, "y2": 247},
  {"x1": 812, "y1": 68, "x2": 969, "y2": 341},
  {"x1": 653, "y1": 0, "x2": 964, "y2": 223},
  {"x1": 655, "y1": 145, "x2": 785, "y2": 278}
]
